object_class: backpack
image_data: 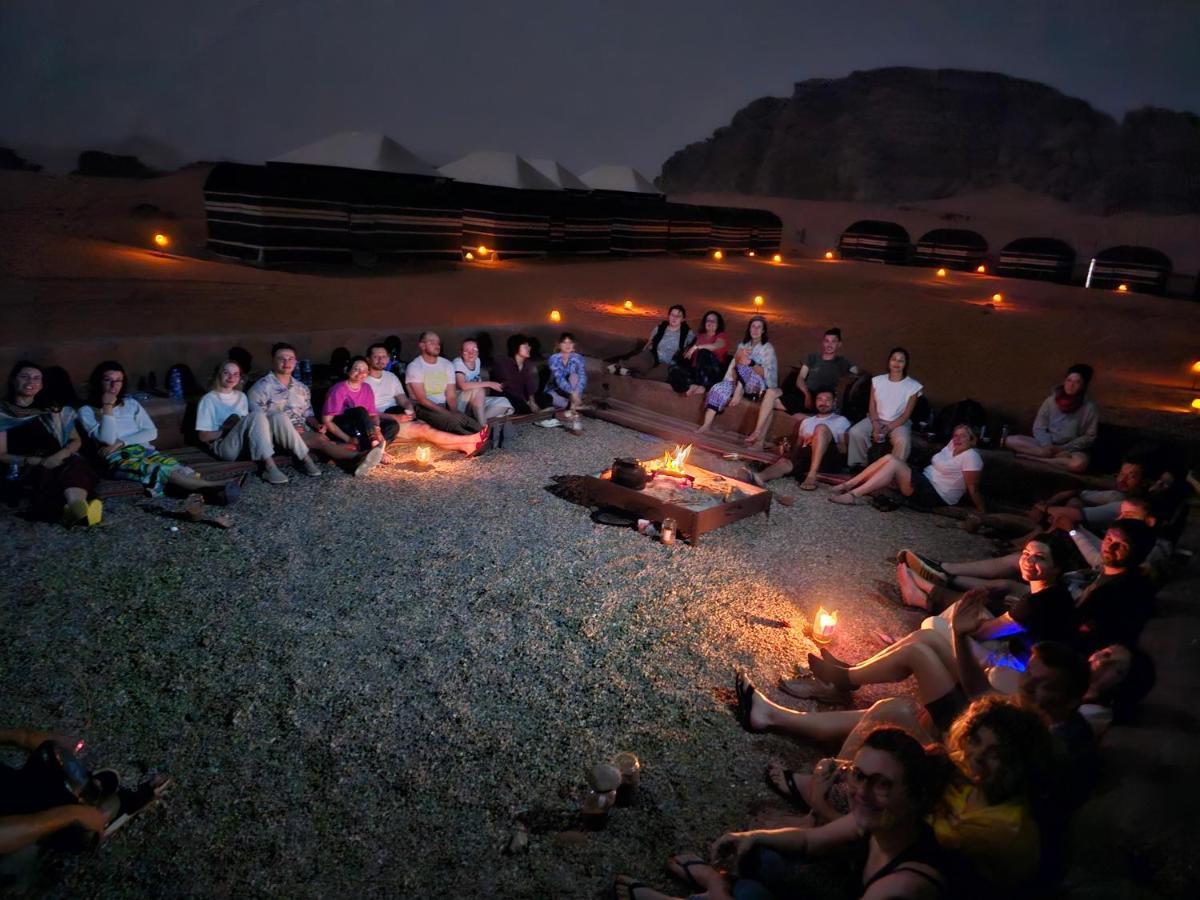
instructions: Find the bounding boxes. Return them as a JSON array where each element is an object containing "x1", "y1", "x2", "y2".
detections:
[{"x1": 933, "y1": 398, "x2": 987, "y2": 441}]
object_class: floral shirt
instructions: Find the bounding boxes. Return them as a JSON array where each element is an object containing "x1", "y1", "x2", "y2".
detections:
[
  {"x1": 729, "y1": 340, "x2": 779, "y2": 389},
  {"x1": 248, "y1": 372, "x2": 314, "y2": 430},
  {"x1": 548, "y1": 352, "x2": 588, "y2": 396}
]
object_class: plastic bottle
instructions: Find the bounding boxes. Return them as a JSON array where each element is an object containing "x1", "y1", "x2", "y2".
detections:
[
  {"x1": 167, "y1": 367, "x2": 183, "y2": 400},
  {"x1": 6, "y1": 461, "x2": 20, "y2": 481},
  {"x1": 661, "y1": 517, "x2": 677, "y2": 545},
  {"x1": 978, "y1": 425, "x2": 988, "y2": 446},
  {"x1": 999, "y1": 425, "x2": 1009, "y2": 448}
]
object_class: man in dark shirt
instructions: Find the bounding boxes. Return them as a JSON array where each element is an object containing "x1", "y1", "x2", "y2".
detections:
[
  {"x1": 1075, "y1": 518, "x2": 1157, "y2": 653},
  {"x1": 780, "y1": 326, "x2": 858, "y2": 417}
]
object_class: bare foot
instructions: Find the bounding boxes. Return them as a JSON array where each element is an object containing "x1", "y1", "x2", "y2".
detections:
[
  {"x1": 895, "y1": 563, "x2": 930, "y2": 609},
  {"x1": 800, "y1": 475, "x2": 818, "y2": 491},
  {"x1": 765, "y1": 760, "x2": 811, "y2": 808},
  {"x1": 743, "y1": 432, "x2": 762, "y2": 447},
  {"x1": 666, "y1": 853, "x2": 720, "y2": 891},
  {"x1": 828, "y1": 492, "x2": 860, "y2": 505},
  {"x1": 695, "y1": 424, "x2": 711, "y2": 434},
  {"x1": 830, "y1": 482, "x2": 851, "y2": 495},
  {"x1": 686, "y1": 384, "x2": 705, "y2": 397},
  {"x1": 778, "y1": 678, "x2": 853, "y2": 703}
]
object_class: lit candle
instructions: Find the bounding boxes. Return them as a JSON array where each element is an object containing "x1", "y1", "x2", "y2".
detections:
[
  {"x1": 153, "y1": 232, "x2": 170, "y2": 249},
  {"x1": 712, "y1": 250, "x2": 723, "y2": 260},
  {"x1": 772, "y1": 253, "x2": 782, "y2": 263},
  {"x1": 550, "y1": 309, "x2": 562, "y2": 323},
  {"x1": 992, "y1": 293, "x2": 1003, "y2": 303},
  {"x1": 824, "y1": 250, "x2": 834, "y2": 260},
  {"x1": 1192, "y1": 398, "x2": 1200, "y2": 411},
  {"x1": 753, "y1": 295, "x2": 764, "y2": 307},
  {"x1": 747, "y1": 250, "x2": 756, "y2": 257},
  {"x1": 623, "y1": 299, "x2": 633, "y2": 309},
  {"x1": 464, "y1": 251, "x2": 474, "y2": 260},
  {"x1": 976, "y1": 264, "x2": 987, "y2": 273},
  {"x1": 415, "y1": 445, "x2": 432, "y2": 465},
  {"x1": 477, "y1": 245, "x2": 488, "y2": 255},
  {"x1": 812, "y1": 606, "x2": 838, "y2": 643},
  {"x1": 1117, "y1": 283, "x2": 1129, "y2": 292},
  {"x1": 936, "y1": 268, "x2": 947, "y2": 277}
]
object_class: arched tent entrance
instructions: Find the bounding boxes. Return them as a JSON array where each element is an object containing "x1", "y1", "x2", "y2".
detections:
[
  {"x1": 996, "y1": 237, "x2": 1076, "y2": 283},
  {"x1": 837, "y1": 220, "x2": 910, "y2": 264},
  {"x1": 914, "y1": 228, "x2": 988, "y2": 270},
  {"x1": 1087, "y1": 245, "x2": 1172, "y2": 295}
]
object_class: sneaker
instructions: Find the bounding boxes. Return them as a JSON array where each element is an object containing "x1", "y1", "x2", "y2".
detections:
[
  {"x1": 534, "y1": 417, "x2": 560, "y2": 429},
  {"x1": 898, "y1": 549, "x2": 947, "y2": 584},
  {"x1": 85, "y1": 498, "x2": 103, "y2": 526},
  {"x1": 61, "y1": 498, "x2": 90, "y2": 527},
  {"x1": 354, "y1": 445, "x2": 384, "y2": 477},
  {"x1": 300, "y1": 455, "x2": 322, "y2": 477},
  {"x1": 261, "y1": 465, "x2": 289, "y2": 485}
]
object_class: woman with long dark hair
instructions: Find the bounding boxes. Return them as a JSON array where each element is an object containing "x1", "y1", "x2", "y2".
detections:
[
  {"x1": 672, "y1": 309, "x2": 729, "y2": 395},
  {"x1": 846, "y1": 347, "x2": 923, "y2": 467}
]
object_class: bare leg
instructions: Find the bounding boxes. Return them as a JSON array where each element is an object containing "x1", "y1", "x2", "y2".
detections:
[
  {"x1": 696, "y1": 406, "x2": 718, "y2": 432},
  {"x1": 943, "y1": 552, "x2": 1021, "y2": 579},
  {"x1": 754, "y1": 458, "x2": 794, "y2": 483},
  {"x1": 167, "y1": 470, "x2": 231, "y2": 491},
  {"x1": 393, "y1": 420, "x2": 484, "y2": 454},
  {"x1": 831, "y1": 453, "x2": 893, "y2": 494},
  {"x1": 838, "y1": 696, "x2": 935, "y2": 758},
  {"x1": 831, "y1": 456, "x2": 907, "y2": 502},
  {"x1": 744, "y1": 683, "x2": 866, "y2": 741},
  {"x1": 302, "y1": 431, "x2": 361, "y2": 462},
  {"x1": 802, "y1": 426, "x2": 833, "y2": 488},
  {"x1": 845, "y1": 641, "x2": 958, "y2": 703},
  {"x1": 745, "y1": 387, "x2": 782, "y2": 447}
]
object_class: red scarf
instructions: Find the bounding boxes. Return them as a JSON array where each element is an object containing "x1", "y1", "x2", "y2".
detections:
[{"x1": 1054, "y1": 384, "x2": 1084, "y2": 414}]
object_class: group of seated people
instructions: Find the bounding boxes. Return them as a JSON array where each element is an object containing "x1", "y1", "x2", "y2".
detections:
[
  {"x1": 614, "y1": 456, "x2": 1192, "y2": 897},
  {"x1": 0, "y1": 329, "x2": 597, "y2": 526}
]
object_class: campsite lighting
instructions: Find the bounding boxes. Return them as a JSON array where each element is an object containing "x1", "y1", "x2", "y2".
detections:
[
  {"x1": 623, "y1": 299, "x2": 634, "y2": 310},
  {"x1": 976, "y1": 264, "x2": 987, "y2": 274},
  {"x1": 772, "y1": 254, "x2": 782, "y2": 263},
  {"x1": 550, "y1": 309, "x2": 562, "y2": 323},
  {"x1": 936, "y1": 268, "x2": 947, "y2": 277},
  {"x1": 1117, "y1": 283, "x2": 1129, "y2": 292},
  {"x1": 1191, "y1": 361, "x2": 1200, "y2": 374},
  {"x1": 415, "y1": 444, "x2": 432, "y2": 466},
  {"x1": 712, "y1": 250, "x2": 724, "y2": 260},
  {"x1": 1192, "y1": 398, "x2": 1200, "y2": 411},
  {"x1": 992, "y1": 293, "x2": 1004, "y2": 303},
  {"x1": 153, "y1": 232, "x2": 170, "y2": 249},
  {"x1": 747, "y1": 250, "x2": 756, "y2": 257},
  {"x1": 753, "y1": 295, "x2": 765, "y2": 307},
  {"x1": 824, "y1": 250, "x2": 835, "y2": 260},
  {"x1": 464, "y1": 251, "x2": 475, "y2": 260},
  {"x1": 477, "y1": 245, "x2": 488, "y2": 255},
  {"x1": 812, "y1": 607, "x2": 838, "y2": 644}
]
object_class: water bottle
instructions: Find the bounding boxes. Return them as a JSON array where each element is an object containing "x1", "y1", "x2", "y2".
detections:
[
  {"x1": 167, "y1": 367, "x2": 183, "y2": 400},
  {"x1": 299, "y1": 359, "x2": 312, "y2": 385},
  {"x1": 999, "y1": 424, "x2": 1009, "y2": 449},
  {"x1": 6, "y1": 461, "x2": 19, "y2": 481}
]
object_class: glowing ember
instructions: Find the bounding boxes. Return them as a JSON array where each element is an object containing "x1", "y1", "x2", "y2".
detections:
[
  {"x1": 643, "y1": 444, "x2": 694, "y2": 482},
  {"x1": 153, "y1": 232, "x2": 170, "y2": 249},
  {"x1": 812, "y1": 606, "x2": 838, "y2": 643}
]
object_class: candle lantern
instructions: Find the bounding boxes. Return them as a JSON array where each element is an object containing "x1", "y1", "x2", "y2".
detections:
[
  {"x1": 153, "y1": 232, "x2": 170, "y2": 249},
  {"x1": 712, "y1": 250, "x2": 724, "y2": 260},
  {"x1": 753, "y1": 295, "x2": 764, "y2": 307},
  {"x1": 992, "y1": 293, "x2": 1004, "y2": 303},
  {"x1": 772, "y1": 253, "x2": 782, "y2": 263},
  {"x1": 477, "y1": 245, "x2": 488, "y2": 255},
  {"x1": 812, "y1": 606, "x2": 838, "y2": 643},
  {"x1": 824, "y1": 250, "x2": 834, "y2": 260},
  {"x1": 623, "y1": 299, "x2": 633, "y2": 309},
  {"x1": 1117, "y1": 283, "x2": 1129, "y2": 292},
  {"x1": 415, "y1": 445, "x2": 432, "y2": 466},
  {"x1": 936, "y1": 268, "x2": 947, "y2": 277},
  {"x1": 976, "y1": 264, "x2": 987, "y2": 273},
  {"x1": 747, "y1": 250, "x2": 756, "y2": 257},
  {"x1": 464, "y1": 251, "x2": 474, "y2": 260},
  {"x1": 550, "y1": 309, "x2": 562, "y2": 323}
]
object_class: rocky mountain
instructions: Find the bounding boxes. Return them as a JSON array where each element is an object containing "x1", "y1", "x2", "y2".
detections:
[{"x1": 660, "y1": 68, "x2": 1200, "y2": 214}]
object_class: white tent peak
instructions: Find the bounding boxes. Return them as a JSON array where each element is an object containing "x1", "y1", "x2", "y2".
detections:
[
  {"x1": 270, "y1": 131, "x2": 440, "y2": 177},
  {"x1": 526, "y1": 158, "x2": 590, "y2": 191},
  {"x1": 438, "y1": 151, "x2": 561, "y2": 190},
  {"x1": 580, "y1": 165, "x2": 660, "y2": 194}
]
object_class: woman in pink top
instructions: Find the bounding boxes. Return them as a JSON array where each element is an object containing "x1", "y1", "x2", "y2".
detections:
[
  {"x1": 676, "y1": 310, "x2": 729, "y2": 396},
  {"x1": 321, "y1": 356, "x2": 389, "y2": 475}
]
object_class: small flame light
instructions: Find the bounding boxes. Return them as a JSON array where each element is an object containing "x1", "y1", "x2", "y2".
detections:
[
  {"x1": 1192, "y1": 398, "x2": 1200, "y2": 411},
  {"x1": 623, "y1": 299, "x2": 634, "y2": 310},
  {"x1": 415, "y1": 445, "x2": 432, "y2": 465},
  {"x1": 477, "y1": 245, "x2": 488, "y2": 255},
  {"x1": 976, "y1": 264, "x2": 987, "y2": 274},
  {"x1": 153, "y1": 232, "x2": 170, "y2": 249},
  {"x1": 753, "y1": 294, "x2": 764, "y2": 307},
  {"x1": 772, "y1": 253, "x2": 782, "y2": 263},
  {"x1": 812, "y1": 606, "x2": 838, "y2": 644},
  {"x1": 992, "y1": 293, "x2": 1004, "y2": 303},
  {"x1": 824, "y1": 250, "x2": 834, "y2": 260},
  {"x1": 550, "y1": 309, "x2": 562, "y2": 323},
  {"x1": 712, "y1": 250, "x2": 724, "y2": 260},
  {"x1": 464, "y1": 251, "x2": 475, "y2": 260},
  {"x1": 1117, "y1": 283, "x2": 1129, "y2": 292},
  {"x1": 1191, "y1": 361, "x2": 1200, "y2": 374},
  {"x1": 936, "y1": 267, "x2": 947, "y2": 277},
  {"x1": 747, "y1": 250, "x2": 756, "y2": 257}
]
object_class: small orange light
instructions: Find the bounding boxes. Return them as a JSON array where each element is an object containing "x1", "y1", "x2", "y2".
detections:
[
  {"x1": 1192, "y1": 398, "x2": 1200, "y2": 411},
  {"x1": 415, "y1": 444, "x2": 432, "y2": 465},
  {"x1": 824, "y1": 250, "x2": 834, "y2": 260},
  {"x1": 772, "y1": 253, "x2": 782, "y2": 263},
  {"x1": 753, "y1": 295, "x2": 764, "y2": 307},
  {"x1": 1191, "y1": 360, "x2": 1200, "y2": 374},
  {"x1": 1117, "y1": 283, "x2": 1129, "y2": 292},
  {"x1": 812, "y1": 606, "x2": 838, "y2": 643},
  {"x1": 550, "y1": 309, "x2": 562, "y2": 323},
  {"x1": 477, "y1": 245, "x2": 489, "y2": 256},
  {"x1": 936, "y1": 267, "x2": 947, "y2": 277},
  {"x1": 153, "y1": 232, "x2": 169, "y2": 249},
  {"x1": 747, "y1": 250, "x2": 756, "y2": 257},
  {"x1": 623, "y1": 299, "x2": 633, "y2": 310},
  {"x1": 464, "y1": 251, "x2": 474, "y2": 260},
  {"x1": 976, "y1": 264, "x2": 987, "y2": 274},
  {"x1": 992, "y1": 293, "x2": 1003, "y2": 303},
  {"x1": 712, "y1": 250, "x2": 723, "y2": 260}
]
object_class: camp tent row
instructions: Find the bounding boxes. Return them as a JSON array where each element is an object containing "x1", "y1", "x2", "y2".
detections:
[
  {"x1": 203, "y1": 132, "x2": 782, "y2": 266},
  {"x1": 836, "y1": 220, "x2": 1175, "y2": 295}
]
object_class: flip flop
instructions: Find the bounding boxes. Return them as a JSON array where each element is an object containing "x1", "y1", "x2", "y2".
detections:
[
  {"x1": 734, "y1": 670, "x2": 762, "y2": 733},
  {"x1": 778, "y1": 677, "x2": 852, "y2": 704},
  {"x1": 799, "y1": 477, "x2": 818, "y2": 491},
  {"x1": 105, "y1": 773, "x2": 172, "y2": 838},
  {"x1": 765, "y1": 763, "x2": 810, "y2": 811},
  {"x1": 613, "y1": 875, "x2": 654, "y2": 900},
  {"x1": 667, "y1": 854, "x2": 709, "y2": 889}
]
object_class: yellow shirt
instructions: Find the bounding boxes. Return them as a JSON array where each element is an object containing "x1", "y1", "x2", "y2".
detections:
[{"x1": 932, "y1": 783, "x2": 1040, "y2": 887}]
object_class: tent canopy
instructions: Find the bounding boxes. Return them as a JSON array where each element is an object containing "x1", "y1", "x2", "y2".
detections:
[
  {"x1": 527, "y1": 158, "x2": 589, "y2": 191},
  {"x1": 580, "y1": 165, "x2": 660, "y2": 194},
  {"x1": 439, "y1": 151, "x2": 561, "y2": 190},
  {"x1": 270, "y1": 131, "x2": 440, "y2": 177}
]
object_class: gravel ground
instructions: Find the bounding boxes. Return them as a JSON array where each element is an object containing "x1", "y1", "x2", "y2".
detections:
[{"x1": 1, "y1": 419, "x2": 990, "y2": 898}]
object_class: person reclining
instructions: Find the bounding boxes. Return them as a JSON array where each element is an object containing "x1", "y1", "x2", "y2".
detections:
[{"x1": 744, "y1": 389, "x2": 850, "y2": 491}]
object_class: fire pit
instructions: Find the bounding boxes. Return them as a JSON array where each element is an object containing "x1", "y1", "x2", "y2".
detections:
[{"x1": 580, "y1": 445, "x2": 771, "y2": 545}]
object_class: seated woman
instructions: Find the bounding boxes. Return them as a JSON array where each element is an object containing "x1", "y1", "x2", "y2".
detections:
[
  {"x1": 546, "y1": 332, "x2": 587, "y2": 414},
  {"x1": 846, "y1": 347, "x2": 922, "y2": 467},
  {"x1": 608, "y1": 304, "x2": 693, "y2": 379},
  {"x1": 613, "y1": 727, "x2": 959, "y2": 900},
  {"x1": 321, "y1": 356, "x2": 392, "y2": 476},
  {"x1": 452, "y1": 339, "x2": 514, "y2": 426},
  {"x1": 0, "y1": 361, "x2": 100, "y2": 526},
  {"x1": 196, "y1": 359, "x2": 316, "y2": 485},
  {"x1": 77, "y1": 361, "x2": 239, "y2": 504},
  {"x1": 831, "y1": 424, "x2": 985, "y2": 511},
  {"x1": 675, "y1": 310, "x2": 729, "y2": 396},
  {"x1": 696, "y1": 315, "x2": 780, "y2": 448},
  {"x1": 1004, "y1": 364, "x2": 1097, "y2": 473},
  {"x1": 492, "y1": 334, "x2": 547, "y2": 416}
]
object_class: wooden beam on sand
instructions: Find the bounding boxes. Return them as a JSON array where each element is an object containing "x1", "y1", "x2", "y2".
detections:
[{"x1": 583, "y1": 398, "x2": 780, "y2": 464}]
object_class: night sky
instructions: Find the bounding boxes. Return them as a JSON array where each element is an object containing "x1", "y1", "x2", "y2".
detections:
[{"x1": 2, "y1": 0, "x2": 1197, "y2": 174}]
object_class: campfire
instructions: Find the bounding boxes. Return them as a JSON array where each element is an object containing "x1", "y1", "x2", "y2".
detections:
[{"x1": 642, "y1": 444, "x2": 694, "y2": 485}]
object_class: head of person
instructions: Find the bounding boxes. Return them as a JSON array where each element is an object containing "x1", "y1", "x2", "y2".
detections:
[
  {"x1": 346, "y1": 355, "x2": 369, "y2": 384},
  {"x1": 1063, "y1": 363, "x2": 1093, "y2": 398},
  {"x1": 1086, "y1": 644, "x2": 1155, "y2": 718},
  {"x1": 1116, "y1": 496, "x2": 1154, "y2": 526},
  {"x1": 270, "y1": 343, "x2": 298, "y2": 378},
  {"x1": 507, "y1": 333, "x2": 532, "y2": 360},
  {"x1": 948, "y1": 695, "x2": 1054, "y2": 805},
  {"x1": 949, "y1": 423, "x2": 978, "y2": 453},
  {"x1": 886, "y1": 346, "x2": 910, "y2": 379},
  {"x1": 743, "y1": 315, "x2": 768, "y2": 345},
  {"x1": 418, "y1": 331, "x2": 441, "y2": 360},
  {"x1": 460, "y1": 339, "x2": 480, "y2": 367},
  {"x1": 814, "y1": 389, "x2": 836, "y2": 415},
  {"x1": 1115, "y1": 457, "x2": 1150, "y2": 494},
  {"x1": 87, "y1": 361, "x2": 127, "y2": 407},
  {"x1": 227, "y1": 346, "x2": 252, "y2": 374},
  {"x1": 383, "y1": 334, "x2": 402, "y2": 357},
  {"x1": 667, "y1": 305, "x2": 686, "y2": 328},
  {"x1": 557, "y1": 332, "x2": 576, "y2": 354},
  {"x1": 39, "y1": 366, "x2": 80, "y2": 410},
  {"x1": 701, "y1": 310, "x2": 725, "y2": 335},
  {"x1": 1021, "y1": 641, "x2": 1091, "y2": 723},
  {"x1": 850, "y1": 727, "x2": 952, "y2": 834},
  {"x1": 822, "y1": 327, "x2": 843, "y2": 357},
  {"x1": 367, "y1": 343, "x2": 390, "y2": 373},
  {"x1": 1100, "y1": 518, "x2": 1154, "y2": 571},
  {"x1": 209, "y1": 359, "x2": 243, "y2": 393},
  {"x1": 1019, "y1": 533, "x2": 1066, "y2": 585},
  {"x1": 6, "y1": 360, "x2": 43, "y2": 406}
]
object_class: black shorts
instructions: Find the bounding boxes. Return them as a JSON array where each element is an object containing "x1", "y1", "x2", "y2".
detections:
[
  {"x1": 789, "y1": 443, "x2": 847, "y2": 476},
  {"x1": 924, "y1": 686, "x2": 969, "y2": 734},
  {"x1": 909, "y1": 471, "x2": 947, "y2": 509}
]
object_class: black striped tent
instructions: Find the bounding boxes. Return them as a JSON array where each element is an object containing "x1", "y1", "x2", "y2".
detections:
[
  {"x1": 580, "y1": 166, "x2": 668, "y2": 254},
  {"x1": 1087, "y1": 245, "x2": 1173, "y2": 295},
  {"x1": 996, "y1": 237, "x2": 1076, "y2": 283},
  {"x1": 665, "y1": 202, "x2": 712, "y2": 255},
  {"x1": 439, "y1": 152, "x2": 557, "y2": 257},
  {"x1": 837, "y1": 220, "x2": 911, "y2": 263},
  {"x1": 348, "y1": 178, "x2": 462, "y2": 261},
  {"x1": 706, "y1": 206, "x2": 753, "y2": 254},
  {"x1": 747, "y1": 209, "x2": 783, "y2": 254},
  {"x1": 527, "y1": 159, "x2": 610, "y2": 255},
  {"x1": 914, "y1": 228, "x2": 988, "y2": 270}
]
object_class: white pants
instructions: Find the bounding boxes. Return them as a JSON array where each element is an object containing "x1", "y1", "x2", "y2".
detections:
[
  {"x1": 847, "y1": 418, "x2": 911, "y2": 466},
  {"x1": 210, "y1": 411, "x2": 309, "y2": 462},
  {"x1": 456, "y1": 392, "x2": 515, "y2": 420}
]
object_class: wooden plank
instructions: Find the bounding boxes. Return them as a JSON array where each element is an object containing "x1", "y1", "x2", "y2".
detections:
[{"x1": 585, "y1": 398, "x2": 780, "y2": 464}]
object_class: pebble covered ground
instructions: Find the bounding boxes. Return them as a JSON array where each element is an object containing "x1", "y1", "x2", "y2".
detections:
[{"x1": 1, "y1": 419, "x2": 990, "y2": 898}]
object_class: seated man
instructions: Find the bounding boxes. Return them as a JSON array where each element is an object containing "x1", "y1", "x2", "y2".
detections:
[
  {"x1": 404, "y1": 331, "x2": 482, "y2": 436},
  {"x1": 365, "y1": 343, "x2": 415, "y2": 430},
  {"x1": 779, "y1": 326, "x2": 859, "y2": 418},
  {"x1": 1073, "y1": 518, "x2": 1158, "y2": 654},
  {"x1": 745, "y1": 389, "x2": 850, "y2": 490},
  {"x1": 1029, "y1": 455, "x2": 1150, "y2": 535}
]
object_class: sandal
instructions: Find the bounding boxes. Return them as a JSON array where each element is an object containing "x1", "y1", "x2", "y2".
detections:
[
  {"x1": 765, "y1": 762, "x2": 811, "y2": 811},
  {"x1": 734, "y1": 670, "x2": 762, "y2": 733},
  {"x1": 613, "y1": 875, "x2": 654, "y2": 900},
  {"x1": 799, "y1": 476, "x2": 818, "y2": 491},
  {"x1": 667, "y1": 853, "x2": 710, "y2": 889}
]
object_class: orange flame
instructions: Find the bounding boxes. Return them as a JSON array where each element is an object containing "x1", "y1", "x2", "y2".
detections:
[
  {"x1": 644, "y1": 444, "x2": 693, "y2": 475},
  {"x1": 813, "y1": 606, "x2": 838, "y2": 643}
]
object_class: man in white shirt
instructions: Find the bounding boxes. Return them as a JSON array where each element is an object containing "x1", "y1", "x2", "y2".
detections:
[
  {"x1": 366, "y1": 343, "x2": 415, "y2": 432},
  {"x1": 405, "y1": 332, "x2": 483, "y2": 436},
  {"x1": 744, "y1": 390, "x2": 851, "y2": 490}
]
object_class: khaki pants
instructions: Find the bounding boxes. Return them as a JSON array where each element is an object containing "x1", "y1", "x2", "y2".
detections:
[
  {"x1": 210, "y1": 411, "x2": 309, "y2": 462},
  {"x1": 847, "y1": 419, "x2": 911, "y2": 466}
]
